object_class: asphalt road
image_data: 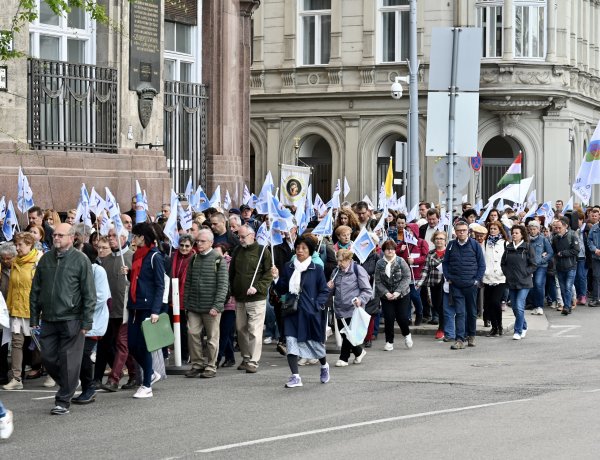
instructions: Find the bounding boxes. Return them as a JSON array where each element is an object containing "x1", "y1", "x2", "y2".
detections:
[{"x1": 2, "y1": 305, "x2": 600, "y2": 459}]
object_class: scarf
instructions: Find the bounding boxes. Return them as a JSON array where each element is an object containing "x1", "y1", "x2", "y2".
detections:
[
  {"x1": 487, "y1": 234, "x2": 502, "y2": 247},
  {"x1": 172, "y1": 250, "x2": 193, "y2": 309},
  {"x1": 384, "y1": 254, "x2": 396, "y2": 278},
  {"x1": 435, "y1": 249, "x2": 445, "y2": 259},
  {"x1": 130, "y1": 243, "x2": 155, "y2": 303},
  {"x1": 289, "y1": 257, "x2": 311, "y2": 295}
]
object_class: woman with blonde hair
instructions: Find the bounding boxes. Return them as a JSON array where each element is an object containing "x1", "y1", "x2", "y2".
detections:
[
  {"x1": 3, "y1": 232, "x2": 39, "y2": 390},
  {"x1": 43, "y1": 209, "x2": 62, "y2": 230}
]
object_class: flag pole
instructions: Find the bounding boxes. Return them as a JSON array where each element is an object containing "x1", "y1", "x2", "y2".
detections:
[{"x1": 250, "y1": 244, "x2": 268, "y2": 289}]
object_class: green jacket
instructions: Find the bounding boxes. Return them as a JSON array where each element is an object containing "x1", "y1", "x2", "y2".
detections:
[
  {"x1": 29, "y1": 247, "x2": 96, "y2": 330},
  {"x1": 183, "y1": 250, "x2": 229, "y2": 313},
  {"x1": 229, "y1": 242, "x2": 273, "y2": 302}
]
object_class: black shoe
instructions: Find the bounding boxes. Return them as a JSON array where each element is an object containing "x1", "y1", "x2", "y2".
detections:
[
  {"x1": 486, "y1": 328, "x2": 498, "y2": 337},
  {"x1": 428, "y1": 319, "x2": 439, "y2": 325},
  {"x1": 498, "y1": 326, "x2": 504, "y2": 336},
  {"x1": 483, "y1": 321, "x2": 490, "y2": 328},
  {"x1": 276, "y1": 342, "x2": 287, "y2": 356},
  {"x1": 72, "y1": 388, "x2": 96, "y2": 405},
  {"x1": 121, "y1": 379, "x2": 137, "y2": 390},
  {"x1": 50, "y1": 405, "x2": 70, "y2": 415},
  {"x1": 185, "y1": 367, "x2": 205, "y2": 378},
  {"x1": 414, "y1": 316, "x2": 422, "y2": 326},
  {"x1": 561, "y1": 308, "x2": 571, "y2": 315},
  {"x1": 221, "y1": 359, "x2": 235, "y2": 368},
  {"x1": 364, "y1": 340, "x2": 372, "y2": 348},
  {"x1": 100, "y1": 381, "x2": 119, "y2": 392}
]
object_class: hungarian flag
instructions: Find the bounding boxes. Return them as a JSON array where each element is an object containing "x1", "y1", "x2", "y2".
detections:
[{"x1": 497, "y1": 152, "x2": 522, "y2": 186}]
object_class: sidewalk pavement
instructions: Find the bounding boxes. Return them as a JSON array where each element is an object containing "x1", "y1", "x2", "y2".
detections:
[{"x1": 408, "y1": 305, "x2": 550, "y2": 337}]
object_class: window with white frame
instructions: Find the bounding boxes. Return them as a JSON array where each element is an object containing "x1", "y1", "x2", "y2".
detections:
[
  {"x1": 298, "y1": 0, "x2": 331, "y2": 66},
  {"x1": 164, "y1": 21, "x2": 197, "y2": 82},
  {"x1": 378, "y1": 0, "x2": 410, "y2": 63},
  {"x1": 476, "y1": 1, "x2": 503, "y2": 58},
  {"x1": 515, "y1": 0, "x2": 546, "y2": 58},
  {"x1": 29, "y1": 1, "x2": 94, "y2": 64}
]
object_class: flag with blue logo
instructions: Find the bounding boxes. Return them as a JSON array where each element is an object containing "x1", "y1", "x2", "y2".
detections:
[
  {"x1": 178, "y1": 203, "x2": 192, "y2": 231},
  {"x1": 573, "y1": 120, "x2": 600, "y2": 203},
  {"x1": 256, "y1": 171, "x2": 274, "y2": 214},
  {"x1": 2, "y1": 200, "x2": 17, "y2": 241},
  {"x1": 243, "y1": 184, "x2": 252, "y2": 206},
  {"x1": 105, "y1": 187, "x2": 120, "y2": 218},
  {"x1": 0, "y1": 196, "x2": 6, "y2": 221},
  {"x1": 563, "y1": 196, "x2": 574, "y2": 213},
  {"x1": 192, "y1": 186, "x2": 210, "y2": 212},
  {"x1": 184, "y1": 177, "x2": 194, "y2": 201},
  {"x1": 17, "y1": 167, "x2": 34, "y2": 213},
  {"x1": 404, "y1": 228, "x2": 418, "y2": 246},
  {"x1": 74, "y1": 183, "x2": 91, "y2": 226},
  {"x1": 99, "y1": 213, "x2": 111, "y2": 236},
  {"x1": 352, "y1": 227, "x2": 376, "y2": 264},
  {"x1": 256, "y1": 222, "x2": 270, "y2": 247},
  {"x1": 89, "y1": 187, "x2": 106, "y2": 216},
  {"x1": 312, "y1": 208, "x2": 333, "y2": 237},
  {"x1": 223, "y1": 189, "x2": 232, "y2": 210},
  {"x1": 135, "y1": 180, "x2": 147, "y2": 223},
  {"x1": 209, "y1": 186, "x2": 221, "y2": 209}
]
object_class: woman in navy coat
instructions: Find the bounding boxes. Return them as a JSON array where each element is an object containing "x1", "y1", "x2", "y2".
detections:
[{"x1": 272, "y1": 235, "x2": 330, "y2": 388}]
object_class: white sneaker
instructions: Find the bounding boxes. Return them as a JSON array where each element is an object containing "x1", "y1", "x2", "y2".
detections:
[
  {"x1": 298, "y1": 358, "x2": 308, "y2": 366},
  {"x1": 263, "y1": 337, "x2": 272, "y2": 345},
  {"x1": 43, "y1": 376, "x2": 56, "y2": 388},
  {"x1": 0, "y1": 410, "x2": 14, "y2": 439},
  {"x1": 353, "y1": 350, "x2": 367, "y2": 364},
  {"x1": 512, "y1": 333, "x2": 521, "y2": 340},
  {"x1": 3, "y1": 378, "x2": 23, "y2": 390},
  {"x1": 132, "y1": 385, "x2": 153, "y2": 398},
  {"x1": 307, "y1": 358, "x2": 319, "y2": 365},
  {"x1": 383, "y1": 342, "x2": 394, "y2": 351},
  {"x1": 335, "y1": 359, "x2": 349, "y2": 367},
  {"x1": 150, "y1": 372, "x2": 161, "y2": 386},
  {"x1": 404, "y1": 334, "x2": 414, "y2": 349},
  {"x1": 521, "y1": 329, "x2": 527, "y2": 338}
]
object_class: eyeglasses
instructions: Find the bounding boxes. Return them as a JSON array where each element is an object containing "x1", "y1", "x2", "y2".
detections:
[
  {"x1": 434, "y1": 237, "x2": 446, "y2": 240},
  {"x1": 179, "y1": 244, "x2": 192, "y2": 248},
  {"x1": 238, "y1": 234, "x2": 249, "y2": 239},
  {"x1": 53, "y1": 233, "x2": 68, "y2": 238}
]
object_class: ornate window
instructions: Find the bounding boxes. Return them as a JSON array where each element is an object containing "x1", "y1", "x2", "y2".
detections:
[
  {"x1": 378, "y1": 0, "x2": 410, "y2": 63},
  {"x1": 29, "y1": 1, "x2": 94, "y2": 64},
  {"x1": 298, "y1": 0, "x2": 331, "y2": 66},
  {"x1": 514, "y1": 0, "x2": 546, "y2": 58},
  {"x1": 476, "y1": 1, "x2": 503, "y2": 58}
]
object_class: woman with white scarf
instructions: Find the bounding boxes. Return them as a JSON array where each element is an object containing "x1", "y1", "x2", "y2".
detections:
[
  {"x1": 374, "y1": 239, "x2": 413, "y2": 351},
  {"x1": 272, "y1": 236, "x2": 330, "y2": 388}
]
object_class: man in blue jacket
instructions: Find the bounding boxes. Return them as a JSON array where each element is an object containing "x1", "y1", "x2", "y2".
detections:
[{"x1": 442, "y1": 220, "x2": 486, "y2": 350}]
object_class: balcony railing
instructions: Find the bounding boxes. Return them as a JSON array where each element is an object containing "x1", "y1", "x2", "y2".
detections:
[
  {"x1": 28, "y1": 58, "x2": 118, "y2": 153},
  {"x1": 164, "y1": 80, "x2": 208, "y2": 193}
]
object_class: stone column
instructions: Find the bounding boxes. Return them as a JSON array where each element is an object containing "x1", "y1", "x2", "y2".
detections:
[
  {"x1": 265, "y1": 117, "x2": 281, "y2": 188},
  {"x1": 343, "y1": 117, "x2": 360, "y2": 202},
  {"x1": 202, "y1": 0, "x2": 260, "y2": 195},
  {"x1": 542, "y1": 116, "x2": 573, "y2": 202},
  {"x1": 503, "y1": 0, "x2": 514, "y2": 60},
  {"x1": 546, "y1": 0, "x2": 557, "y2": 62}
]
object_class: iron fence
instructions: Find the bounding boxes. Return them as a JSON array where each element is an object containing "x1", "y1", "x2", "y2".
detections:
[
  {"x1": 28, "y1": 58, "x2": 118, "y2": 152},
  {"x1": 163, "y1": 81, "x2": 208, "y2": 193}
]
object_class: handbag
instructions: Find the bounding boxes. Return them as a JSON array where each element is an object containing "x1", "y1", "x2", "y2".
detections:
[
  {"x1": 340, "y1": 306, "x2": 371, "y2": 346},
  {"x1": 281, "y1": 292, "x2": 299, "y2": 317}
]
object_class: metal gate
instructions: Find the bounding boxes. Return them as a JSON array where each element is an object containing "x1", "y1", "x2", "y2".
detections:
[
  {"x1": 481, "y1": 158, "x2": 514, "y2": 202},
  {"x1": 163, "y1": 81, "x2": 208, "y2": 193}
]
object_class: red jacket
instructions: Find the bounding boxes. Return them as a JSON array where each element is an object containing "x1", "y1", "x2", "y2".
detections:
[{"x1": 396, "y1": 223, "x2": 429, "y2": 281}]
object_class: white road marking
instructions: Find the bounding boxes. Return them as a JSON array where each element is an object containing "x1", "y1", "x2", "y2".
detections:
[
  {"x1": 0, "y1": 389, "x2": 56, "y2": 393},
  {"x1": 196, "y1": 398, "x2": 532, "y2": 453},
  {"x1": 550, "y1": 325, "x2": 581, "y2": 337},
  {"x1": 584, "y1": 389, "x2": 600, "y2": 393}
]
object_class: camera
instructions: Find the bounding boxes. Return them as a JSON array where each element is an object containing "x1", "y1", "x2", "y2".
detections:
[{"x1": 391, "y1": 81, "x2": 403, "y2": 99}]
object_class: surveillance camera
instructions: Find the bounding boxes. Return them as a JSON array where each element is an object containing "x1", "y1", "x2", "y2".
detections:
[{"x1": 391, "y1": 81, "x2": 403, "y2": 99}]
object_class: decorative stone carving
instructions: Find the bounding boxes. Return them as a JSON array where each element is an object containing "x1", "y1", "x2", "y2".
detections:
[
  {"x1": 515, "y1": 71, "x2": 551, "y2": 85},
  {"x1": 328, "y1": 69, "x2": 342, "y2": 86},
  {"x1": 499, "y1": 65, "x2": 514, "y2": 74},
  {"x1": 360, "y1": 67, "x2": 375, "y2": 85},
  {"x1": 480, "y1": 70, "x2": 499, "y2": 84},
  {"x1": 308, "y1": 73, "x2": 320, "y2": 85},
  {"x1": 136, "y1": 83, "x2": 157, "y2": 129},
  {"x1": 545, "y1": 97, "x2": 567, "y2": 117},
  {"x1": 240, "y1": 0, "x2": 261, "y2": 18},
  {"x1": 250, "y1": 70, "x2": 265, "y2": 89},
  {"x1": 282, "y1": 70, "x2": 296, "y2": 87},
  {"x1": 499, "y1": 113, "x2": 521, "y2": 137}
]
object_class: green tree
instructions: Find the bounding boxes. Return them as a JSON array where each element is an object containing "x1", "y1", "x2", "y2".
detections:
[{"x1": 1, "y1": 0, "x2": 110, "y2": 60}]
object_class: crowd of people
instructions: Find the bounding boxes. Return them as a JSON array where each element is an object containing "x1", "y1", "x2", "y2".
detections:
[{"x1": 0, "y1": 195, "x2": 596, "y2": 437}]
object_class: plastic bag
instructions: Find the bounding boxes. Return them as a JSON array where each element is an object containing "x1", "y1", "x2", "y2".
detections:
[
  {"x1": 340, "y1": 307, "x2": 371, "y2": 346},
  {"x1": 0, "y1": 292, "x2": 9, "y2": 329}
]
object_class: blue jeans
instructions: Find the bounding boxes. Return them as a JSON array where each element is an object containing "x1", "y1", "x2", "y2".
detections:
[
  {"x1": 592, "y1": 259, "x2": 600, "y2": 301},
  {"x1": 449, "y1": 284, "x2": 478, "y2": 338},
  {"x1": 443, "y1": 291, "x2": 464, "y2": 341},
  {"x1": 509, "y1": 288, "x2": 529, "y2": 335},
  {"x1": 0, "y1": 399, "x2": 5, "y2": 417},
  {"x1": 557, "y1": 269, "x2": 577, "y2": 312},
  {"x1": 409, "y1": 284, "x2": 424, "y2": 320},
  {"x1": 574, "y1": 259, "x2": 588, "y2": 299},
  {"x1": 264, "y1": 297, "x2": 279, "y2": 339},
  {"x1": 530, "y1": 266, "x2": 548, "y2": 309},
  {"x1": 545, "y1": 272, "x2": 557, "y2": 302}
]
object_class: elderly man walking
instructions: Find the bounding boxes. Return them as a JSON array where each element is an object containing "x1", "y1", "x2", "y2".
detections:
[
  {"x1": 30, "y1": 223, "x2": 96, "y2": 415},
  {"x1": 183, "y1": 229, "x2": 229, "y2": 378},
  {"x1": 229, "y1": 225, "x2": 273, "y2": 373}
]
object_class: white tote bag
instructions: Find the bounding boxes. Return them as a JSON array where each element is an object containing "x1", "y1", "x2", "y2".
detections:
[{"x1": 340, "y1": 307, "x2": 371, "y2": 346}]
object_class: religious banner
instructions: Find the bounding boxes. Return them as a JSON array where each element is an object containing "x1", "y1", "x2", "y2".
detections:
[{"x1": 280, "y1": 164, "x2": 311, "y2": 206}]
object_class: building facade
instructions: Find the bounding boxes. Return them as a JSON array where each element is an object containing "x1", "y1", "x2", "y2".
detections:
[
  {"x1": 0, "y1": 0, "x2": 256, "y2": 214},
  {"x1": 250, "y1": 0, "x2": 600, "y2": 206}
]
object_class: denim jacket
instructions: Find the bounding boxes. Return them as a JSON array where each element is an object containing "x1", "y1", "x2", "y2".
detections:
[
  {"x1": 588, "y1": 223, "x2": 600, "y2": 260},
  {"x1": 529, "y1": 234, "x2": 554, "y2": 267}
]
